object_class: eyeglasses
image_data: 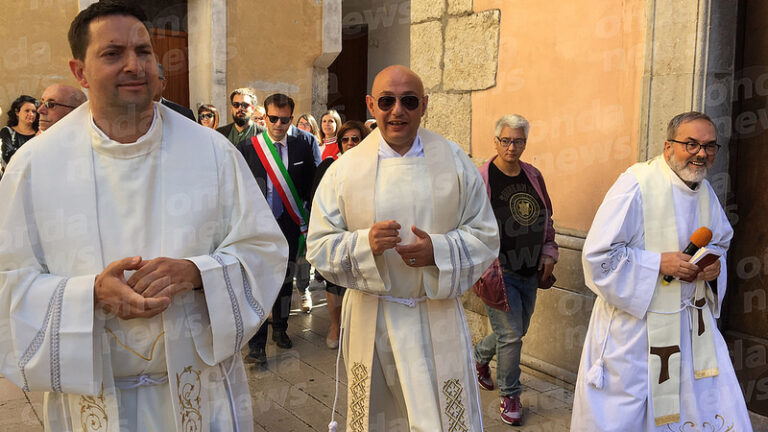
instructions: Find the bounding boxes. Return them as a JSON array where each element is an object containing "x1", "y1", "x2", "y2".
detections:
[
  {"x1": 199, "y1": 113, "x2": 214, "y2": 120},
  {"x1": 267, "y1": 115, "x2": 292, "y2": 124},
  {"x1": 495, "y1": 137, "x2": 527, "y2": 148},
  {"x1": 376, "y1": 95, "x2": 421, "y2": 111},
  {"x1": 39, "y1": 100, "x2": 76, "y2": 110},
  {"x1": 668, "y1": 139, "x2": 720, "y2": 155},
  {"x1": 231, "y1": 102, "x2": 252, "y2": 109},
  {"x1": 341, "y1": 135, "x2": 361, "y2": 144}
]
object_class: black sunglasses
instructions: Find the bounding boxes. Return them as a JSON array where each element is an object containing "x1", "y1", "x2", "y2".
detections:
[
  {"x1": 267, "y1": 115, "x2": 292, "y2": 124},
  {"x1": 376, "y1": 95, "x2": 421, "y2": 111},
  {"x1": 341, "y1": 135, "x2": 361, "y2": 143},
  {"x1": 231, "y1": 102, "x2": 252, "y2": 109},
  {"x1": 199, "y1": 113, "x2": 214, "y2": 120}
]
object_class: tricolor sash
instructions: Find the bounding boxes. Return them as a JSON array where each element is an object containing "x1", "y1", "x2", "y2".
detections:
[{"x1": 251, "y1": 131, "x2": 309, "y2": 255}]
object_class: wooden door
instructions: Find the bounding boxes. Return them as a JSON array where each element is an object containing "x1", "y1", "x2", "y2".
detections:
[
  {"x1": 151, "y1": 28, "x2": 190, "y2": 108},
  {"x1": 327, "y1": 25, "x2": 369, "y2": 122},
  {"x1": 725, "y1": 0, "x2": 768, "y2": 416}
]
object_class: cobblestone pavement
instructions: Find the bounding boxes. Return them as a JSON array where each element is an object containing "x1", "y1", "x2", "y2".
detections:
[{"x1": 3, "y1": 287, "x2": 767, "y2": 431}]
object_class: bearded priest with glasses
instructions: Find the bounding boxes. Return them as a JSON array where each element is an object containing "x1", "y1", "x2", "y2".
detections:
[
  {"x1": 307, "y1": 65, "x2": 498, "y2": 431},
  {"x1": 570, "y1": 112, "x2": 751, "y2": 431}
]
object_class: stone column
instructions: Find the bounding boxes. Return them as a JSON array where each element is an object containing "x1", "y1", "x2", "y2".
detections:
[
  {"x1": 313, "y1": 0, "x2": 342, "y2": 117},
  {"x1": 187, "y1": 0, "x2": 228, "y2": 113},
  {"x1": 410, "y1": 0, "x2": 499, "y2": 156},
  {"x1": 637, "y1": 0, "x2": 737, "y2": 202}
]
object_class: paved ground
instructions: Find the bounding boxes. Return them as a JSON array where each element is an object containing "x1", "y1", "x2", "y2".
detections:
[{"x1": 3, "y1": 287, "x2": 767, "y2": 431}]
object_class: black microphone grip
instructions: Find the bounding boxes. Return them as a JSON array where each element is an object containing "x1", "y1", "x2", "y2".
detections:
[{"x1": 662, "y1": 242, "x2": 701, "y2": 284}]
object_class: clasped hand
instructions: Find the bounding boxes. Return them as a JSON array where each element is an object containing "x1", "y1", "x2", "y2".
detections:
[
  {"x1": 660, "y1": 251, "x2": 720, "y2": 282},
  {"x1": 94, "y1": 256, "x2": 202, "y2": 320},
  {"x1": 369, "y1": 220, "x2": 435, "y2": 267}
]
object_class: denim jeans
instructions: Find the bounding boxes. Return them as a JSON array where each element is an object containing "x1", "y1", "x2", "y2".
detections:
[{"x1": 474, "y1": 271, "x2": 539, "y2": 396}]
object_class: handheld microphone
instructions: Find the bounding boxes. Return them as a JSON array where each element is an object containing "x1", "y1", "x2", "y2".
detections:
[{"x1": 661, "y1": 227, "x2": 712, "y2": 284}]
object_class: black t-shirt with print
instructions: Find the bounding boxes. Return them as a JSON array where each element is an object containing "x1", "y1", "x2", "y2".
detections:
[{"x1": 488, "y1": 162, "x2": 546, "y2": 276}]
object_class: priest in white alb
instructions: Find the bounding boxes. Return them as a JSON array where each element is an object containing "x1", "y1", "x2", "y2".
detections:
[
  {"x1": 571, "y1": 112, "x2": 752, "y2": 431},
  {"x1": 0, "y1": 3, "x2": 287, "y2": 431},
  {"x1": 307, "y1": 65, "x2": 499, "y2": 431}
]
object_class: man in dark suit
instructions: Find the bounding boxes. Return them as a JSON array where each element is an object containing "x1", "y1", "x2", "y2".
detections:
[
  {"x1": 154, "y1": 64, "x2": 195, "y2": 121},
  {"x1": 235, "y1": 93, "x2": 316, "y2": 365},
  {"x1": 217, "y1": 88, "x2": 265, "y2": 144}
]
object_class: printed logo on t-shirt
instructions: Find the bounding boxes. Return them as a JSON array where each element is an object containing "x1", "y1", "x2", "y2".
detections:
[{"x1": 509, "y1": 192, "x2": 540, "y2": 226}]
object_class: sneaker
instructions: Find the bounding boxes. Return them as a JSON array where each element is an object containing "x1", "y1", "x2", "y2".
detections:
[
  {"x1": 272, "y1": 331, "x2": 293, "y2": 349},
  {"x1": 300, "y1": 290, "x2": 312, "y2": 313},
  {"x1": 244, "y1": 347, "x2": 266, "y2": 366},
  {"x1": 500, "y1": 395, "x2": 523, "y2": 426},
  {"x1": 475, "y1": 361, "x2": 494, "y2": 391}
]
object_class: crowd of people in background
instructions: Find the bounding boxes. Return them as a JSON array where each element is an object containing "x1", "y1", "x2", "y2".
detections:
[
  {"x1": 0, "y1": 85, "x2": 87, "y2": 177},
  {"x1": 0, "y1": 5, "x2": 752, "y2": 425}
]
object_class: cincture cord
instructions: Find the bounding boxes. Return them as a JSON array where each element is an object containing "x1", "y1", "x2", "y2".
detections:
[{"x1": 328, "y1": 325, "x2": 344, "y2": 432}]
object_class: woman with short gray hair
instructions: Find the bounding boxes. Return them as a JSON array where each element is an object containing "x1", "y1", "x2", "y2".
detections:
[{"x1": 474, "y1": 113, "x2": 558, "y2": 426}]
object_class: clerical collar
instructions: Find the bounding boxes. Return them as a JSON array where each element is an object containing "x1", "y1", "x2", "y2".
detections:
[
  {"x1": 378, "y1": 134, "x2": 424, "y2": 159},
  {"x1": 89, "y1": 104, "x2": 162, "y2": 159}
]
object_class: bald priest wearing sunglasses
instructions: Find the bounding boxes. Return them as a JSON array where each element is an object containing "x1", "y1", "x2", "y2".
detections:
[
  {"x1": 307, "y1": 65, "x2": 499, "y2": 431},
  {"x1": 234, "y1": 93, "x2": 317, "y2": 365}
]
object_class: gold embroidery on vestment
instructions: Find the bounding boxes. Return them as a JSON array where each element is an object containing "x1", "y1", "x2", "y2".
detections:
[
  {"x1": 176, "y1": 366, "x2": 202, "y2": 431},
  {"x1": 655, "y1": 413, "x2": 681, "y2": 427},
  {"x1": 442, "y1": 378, "x2": 469, "y2": 432},
  {"x1": 79, "y1": 386, "x2": 108, "y2": 432},
  {"x1": 694, "y1": 367, "x2": 719, "y2": 379},
  {"x1": 664, "y1": 413, "x2": 734, "y2": 431},
  {"x1": 349, "y1": 362, "x2": 369, "y2": 432},
  {"x1": 105, "y1": 327, "x2": 165, "y2": 362}
]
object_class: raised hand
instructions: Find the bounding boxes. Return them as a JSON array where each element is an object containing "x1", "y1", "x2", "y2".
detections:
[
  {"x1": 369, "y1": 220, "x2": 402, "y2": 256},
  {"x1": 660, "y1": 251, "x2": 699, "y2": 281},
  {"x1": 394, "y1": 226, "x2": 435, "y2": 267},
  {"x1": 94, "y1": 256, "x2": 170, "y2": 319},
  {"x1": 697, "y1": 258, "x2": 721, "y2": 282},
  {"x1": 126, "y1": 257, "x2": 202, "y2": 300}
]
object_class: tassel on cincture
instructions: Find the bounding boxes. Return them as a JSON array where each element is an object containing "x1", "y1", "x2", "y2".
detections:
[
  {"x1": 586, "y1": 359, "x2": 605, "y2": 389},
  {"x1": 328, "y1": 420, "x2": 338, "y2": 432}
]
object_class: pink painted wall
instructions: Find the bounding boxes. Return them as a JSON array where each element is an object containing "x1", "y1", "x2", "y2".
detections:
[{"x1": 472, "y1": 0, "x2": 646, "y2": 234}]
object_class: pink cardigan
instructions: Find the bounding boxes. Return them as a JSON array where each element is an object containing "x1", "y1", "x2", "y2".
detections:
[{"x1": 479, "y1": 156, "x2": 559, "y2": 262}]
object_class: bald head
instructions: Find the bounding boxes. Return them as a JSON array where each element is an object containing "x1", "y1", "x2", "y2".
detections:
[
  {"x1": 38, "y1": 84, "x2": 87, "y2": 131},
  {"x1": 366, "y1": 65, "x2": 428, "y2": 153},
  {"x1": 371, "y1": 65, "x2": 425, "y2": 98}
]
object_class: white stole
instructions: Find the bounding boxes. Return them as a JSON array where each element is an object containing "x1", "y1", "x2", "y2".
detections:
[
  {"x1": 630, "y1": 155, "x2": 718, "y2": 426},
  {"x1": 341, "y1": 128, "x2": 471, "y2": 430},
  {"x1": 30, "y1": 104, "x2": 218, "y2": 432}
]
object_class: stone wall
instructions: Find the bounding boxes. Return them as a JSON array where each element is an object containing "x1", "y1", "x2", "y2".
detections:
[
  {"x1": 226, "y1": 0, "x2": 327, "y2": 122},
  {"x1": 410, "y1": 0, "x2": 499, "y2": 155}
]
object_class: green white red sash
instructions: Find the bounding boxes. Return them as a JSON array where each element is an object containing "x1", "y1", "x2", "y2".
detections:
[{"x1": 251, "y1": 131, "x2": 309, "y2": 255}]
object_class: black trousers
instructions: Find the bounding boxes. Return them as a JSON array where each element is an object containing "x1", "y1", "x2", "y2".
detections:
[{"x1": 249, "y1": 211, "x2": 299, "y2": 351}]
